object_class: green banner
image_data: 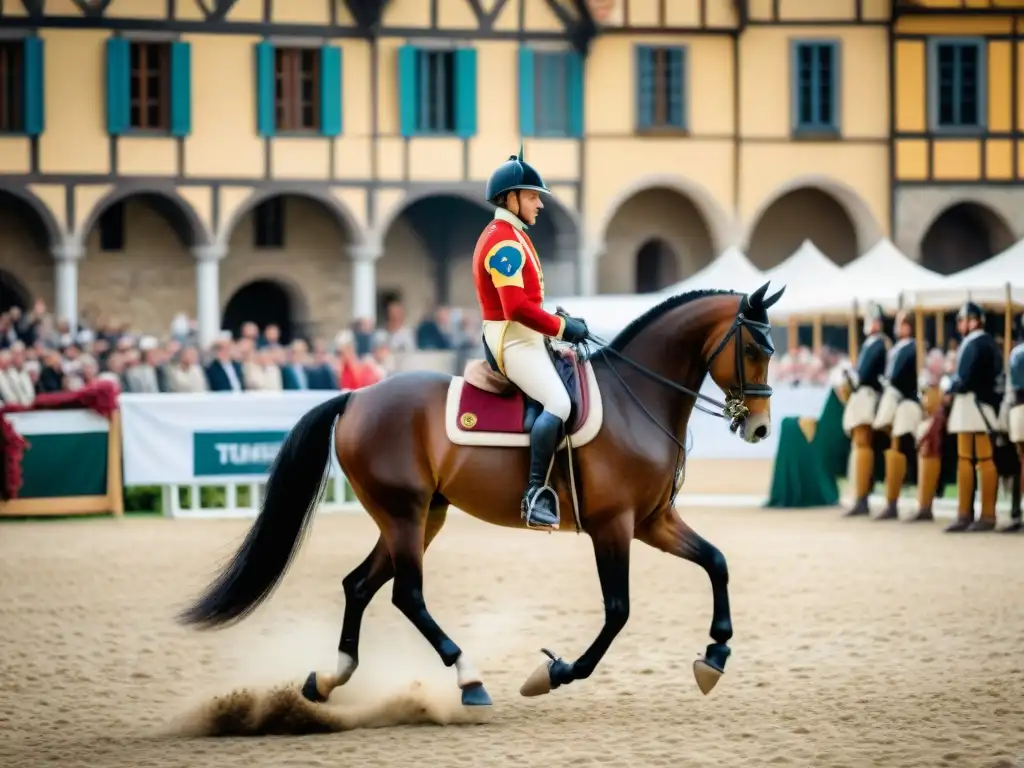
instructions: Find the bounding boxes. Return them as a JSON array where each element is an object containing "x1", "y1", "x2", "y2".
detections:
[{"x1": 193, "y1": 431, "x2": 288, "y2": 476}]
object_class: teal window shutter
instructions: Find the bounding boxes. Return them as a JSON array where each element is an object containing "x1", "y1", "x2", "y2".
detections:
[
  {"x1": 169, "y1": 41, "x2": 192, "y2": 137},
  {"x1": 454, "y1": 47, "x2": 477, "y2": 138},
  {"x1": 319, "y1": 45, "x2": 343, "y2": 136},
  {"x1": 105, "y1": 37, "x2": 130, "y2": 135},
  {"x1": 566, "y1": 51, "x2": 583, "y2": 138},
  {"x1": 398, "y1": 45, "x2": 418, "y2": 137},
  {"x1": 22, "y1": 37, "x2": 44, "y2": 136},
  {"x1": 518, "y1": 47, "x2": 535, "y2": 137},
  {"x1": 255, "y1": 41, "x2": 275, "y2": 136},
  {"x1": 635, "y1": 45, "x2": 654, "y2": 129}
]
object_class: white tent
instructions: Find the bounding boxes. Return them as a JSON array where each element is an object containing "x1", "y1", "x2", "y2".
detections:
[
  {"x1": 913, "y1": 239, "x2": 1024, "y2": 309},
  {"x1": 542, "y1": 292, "x2": 662, "y2": 341},
  {"x1": 660, "y1": 246, "x2": 766, "y2": 295},
  {"x1": 822, "y1": 238, "x2": 947, "y2": 312},
  {"x1": 760, "y1": 240, "x2": 847, "y2": 319}
]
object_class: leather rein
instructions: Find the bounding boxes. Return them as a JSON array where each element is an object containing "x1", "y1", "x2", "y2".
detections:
[{"x1": 571, "y1": 312, "x2": 774, "y2": 453}]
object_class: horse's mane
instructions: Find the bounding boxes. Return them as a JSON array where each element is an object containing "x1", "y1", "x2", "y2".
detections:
[{"x1": 605, "y1": 289, "x2": 743, "y2": 352}]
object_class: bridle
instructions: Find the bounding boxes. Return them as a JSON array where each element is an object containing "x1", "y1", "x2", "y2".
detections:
[{"x1": 573, "y1": 310, "x2": 774, "y2": 453}]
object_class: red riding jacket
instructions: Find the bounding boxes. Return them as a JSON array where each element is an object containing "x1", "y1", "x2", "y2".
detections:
[{"x1": 472, "y1": 209, "x2": 565, "y2": 339}]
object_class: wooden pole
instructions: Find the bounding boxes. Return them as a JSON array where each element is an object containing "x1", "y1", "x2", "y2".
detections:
[
  {"x1": 848, "y1": 301, "x2": 859, "y2": 361},
  {"x1": 107, "y1": 409, "x2": 124, "y2": 516},
  {"x1": 1005, "y1": 282, "x2": 1013, "y2": 364},
  {"x1": 787, "y1": 316, "x2": 798, "y2": 352},
  {"x1": 812, "y1": 315, "x2": 823, "y2": 355},
  {"x1": 915, "y1": 303, "x2": 925, "y2": 373},
  {"x1": 935, "y1": 311, "x2": 944, "y2": 349}
]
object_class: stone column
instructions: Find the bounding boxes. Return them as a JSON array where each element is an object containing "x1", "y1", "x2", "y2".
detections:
[
  {"x1": 350, "y1": 243, "x2": 381, "y2": 326},
  {"x1": 577, "y1": 239, "x2": 603, "y2": 296},
  {"x1": 193, "y1": 244, "x2": 226, "y2": 348},
  {"x1": 52, "y1": 242, "x2": 84, "y2": 333}
]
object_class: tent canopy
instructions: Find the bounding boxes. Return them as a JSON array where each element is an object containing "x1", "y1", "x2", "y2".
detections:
[
  {"x1": 660, "y1": 246, "x2": 766, "y2": 296},
  {"x1": 914, "y1": 239, "x2": 1024, "y2": 309},
  {"x1": 827, "y1": 238, "x2": 947, "y2": 312},
  {"x1": 761, "y1": 240, "x2": 847, "y2": 319}
]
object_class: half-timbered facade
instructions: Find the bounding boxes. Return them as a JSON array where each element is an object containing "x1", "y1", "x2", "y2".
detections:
[{"x1": 0, "y1": 0, "x2": 1013, "y2": 344}]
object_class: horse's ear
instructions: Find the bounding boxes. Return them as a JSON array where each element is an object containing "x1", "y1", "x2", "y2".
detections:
[
  {"x1": 748, "y1": 282, "x2": 769, "y2": 309},
  {"x1": 763, "y1": 285, "x2": 786, "y2": 310},
  {"x1": 738, "y1": 294, "x2": 751, "y2": 315}
]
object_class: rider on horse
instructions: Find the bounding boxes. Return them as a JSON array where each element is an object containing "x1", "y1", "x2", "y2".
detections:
[{"x1": 473, "y1": 149, "x2": 589, "y2": 529}]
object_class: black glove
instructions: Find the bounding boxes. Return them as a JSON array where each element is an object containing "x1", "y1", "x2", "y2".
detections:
[{"x1": 560, "y1": 316, "x2": 589, "y2": 344}]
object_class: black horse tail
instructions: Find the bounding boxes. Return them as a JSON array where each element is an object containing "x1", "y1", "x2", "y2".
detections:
[{"x1": 178, "y1": 391, "x2": 352, "y2": 629}]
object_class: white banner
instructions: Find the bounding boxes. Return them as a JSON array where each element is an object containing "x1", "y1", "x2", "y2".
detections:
[
  {"x1": 118, "y1": 385, "x2": 831, "y2": 486},
  {"x1": 119, "y1": 391, "x2": 343, "y2": 485}
]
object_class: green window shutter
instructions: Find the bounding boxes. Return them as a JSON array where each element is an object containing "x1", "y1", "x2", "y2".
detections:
[
  {"x1": 105, "y1": 37, "x2": 130, "y2": 135},
  {"x1": 398, "y1": 45, "x2": 418, "y2": 137},
  {"x1": 22, "y1": 36, "x2": 44, "y2": 136},
  {"x1": 518, "y1": 47, "x2": 535, "y2": 137},
  {"x1": 169, "y1": 41, "x2": 192, "y2": 137},
  {"x1": 255, "y1": 41, "x2": 275, "y2": 137},
  {"x1": 566, "y1": 51, "x2": 583, "y2": 138},
  {"x1": 454, "y1": 47, "x2": 477, "y2": 138},
  {"x1": 319, "y1": 45, "x2": 343, "y2": 136}
]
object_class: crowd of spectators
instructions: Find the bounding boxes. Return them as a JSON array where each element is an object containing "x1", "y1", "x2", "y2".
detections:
[
  {"x1": 0, "y1": 297, "x2": 486, "y2": 405},
  {"x1": 773, "y1": 343, "x2": 960, "y2": 389}
]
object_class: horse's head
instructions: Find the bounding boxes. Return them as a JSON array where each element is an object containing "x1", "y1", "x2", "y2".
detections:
[{"x1": 705, "y1": 282, "x2": 785, "y2": 444}]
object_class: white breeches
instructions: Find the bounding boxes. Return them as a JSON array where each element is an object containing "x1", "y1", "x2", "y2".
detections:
[
  {"x1": 482, "y1": 320, "x2": 571, "y2": 421},
  {"x1": 842, "y1": 387, "x2": 879, "y2": 435},
  {"x1": 872, "y1": 386, "x2": 923, "y2": 438},
  {"x1": 947, "y1": 392, "x2": 1002, "y2": 434},
  {"x1": 1007, "y1": 404, "x2": 1024, "y2": 443}
]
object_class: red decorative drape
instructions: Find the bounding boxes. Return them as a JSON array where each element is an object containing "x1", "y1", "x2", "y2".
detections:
[{"x1": 0, "y1": 381, "x2": 120, "y2": 500}]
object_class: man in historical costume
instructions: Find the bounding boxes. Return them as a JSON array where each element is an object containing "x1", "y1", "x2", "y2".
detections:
[
  {"x1": 999, "y1": 315, "x2": 1024, "y2": 533},
  {"x1": 474, "y1": 149, "x2": 590, "y2": 529},
  {"x1": 842, "y1": 303, "x2": 890, "y2": 516},
  {"x1": 942, "y1": 301, "x2": 1005, "y2": 533},
  {"x1": 871, "y1": 310, "x2": 923, "y2": 520}
]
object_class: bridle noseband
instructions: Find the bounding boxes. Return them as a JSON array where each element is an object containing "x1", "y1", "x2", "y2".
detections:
[{"x1": 576, "y1": 310, "x2": 774, "y2": 452}]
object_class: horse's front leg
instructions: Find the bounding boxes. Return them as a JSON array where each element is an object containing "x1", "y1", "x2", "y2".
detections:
[
  {"x1": 519, "y1": 513, "x2": 632, "y2": 697},
  {"x1": 636, "y1": 506, "x2": 733, "y2": 695}
]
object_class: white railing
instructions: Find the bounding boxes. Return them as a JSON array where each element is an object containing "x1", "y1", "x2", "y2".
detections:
[{"x1": 160, "y1": 472, "x2": 361, "y2": 519}]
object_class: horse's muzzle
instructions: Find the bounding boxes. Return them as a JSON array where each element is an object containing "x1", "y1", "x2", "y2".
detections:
[{"x1": 737, "y1": 413, "x2": 771, "y2": 444}]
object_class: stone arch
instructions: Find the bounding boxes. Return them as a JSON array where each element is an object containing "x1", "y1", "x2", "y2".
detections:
[
  {"x1": 596, "y1": 175, "x2": 734, "y2": 257},
  {"x1": 0, "y1": 269, "x2": 32, "y2": 312},
  {"x1": 919, "y1": 202, "x2": 1015, "y2": 275},
  {"x1": 219, "y1": 191, "x2": 361, "y2": 340},
  {"x1": 635, "y1": 238, "x2": 679, "y2": 293},
  {"x1": 76, "y1": 183, "x2": 213, "y2": 248},
  {"x1": 216, "y1": 187, "x2": 365, "y2": 250},
  {"x1": 222, "y1": 277, "x2": 311, "y2": 345},
  {"x1": 597, "y1": 183, "x2": 719, "y2": 294},
  {"x1": 743, "y1": 175, "x2": 882, "y2": 268},
  {"x1": 0, "y1": 183, "x2": 64, "y2": 249},
  {"x1": 0, "y1": 188, "x2": 63, "y2": 310}
]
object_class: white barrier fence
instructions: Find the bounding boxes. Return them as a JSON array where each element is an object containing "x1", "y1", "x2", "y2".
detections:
[{"x1": 119, "y1": 385, "x2": 831, "y2": 519}]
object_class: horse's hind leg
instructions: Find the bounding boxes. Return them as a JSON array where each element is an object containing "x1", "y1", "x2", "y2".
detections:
[
  {"x1": 387, "y1": 504, "x2": 492, "y2": 706},
  {"x1": 636, "y1": 507, "x2": 733, "y2": 696},
  {"x1": 302, "y1": 499, "x2": 450, "y2": 703}
]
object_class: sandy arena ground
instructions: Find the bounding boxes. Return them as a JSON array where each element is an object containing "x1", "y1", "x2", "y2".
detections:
[{"x1": 1, "y1": 505, "x2": 1023, "y2": 768}]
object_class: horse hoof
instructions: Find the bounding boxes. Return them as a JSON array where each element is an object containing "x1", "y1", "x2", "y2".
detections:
[
  {"x1": 460, "y1": 682, "x2": 493, "y2": 706},
  {"x1": 520, "y1": 661, "x2": 554, "y2": 697},
  {"x1": 301, "y1": 672, "x2": 329, "y2": 704},
  {"x1": 692, "y1": 659, "x2": 723, "y2": 695}
]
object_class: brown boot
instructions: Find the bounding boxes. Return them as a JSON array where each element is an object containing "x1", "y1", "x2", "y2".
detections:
[
  {"x1": 973, "y1": 452, "x2": 998, "y2": 532},
  {"x1": 875, "y1": 448, "x2": 905, "y2": 520},
  {"x1": 845, "y1": 497, "x2": 870, "y2": 517},
  {"x1": 954, "y1": 445, "x2": 976, "y2": 530},
  {"x1": 845, "y1": 437, "x2": 874, "y2": 517},
  {"x1": 999, "y1": 519, "x2": 1022, "y2": 533},
  {"x1": 945, "y1": 516, "x2": 974, "y2": 532},
  {"x1": 911, "y1": 455, "x2": 940, "y2": 523}
]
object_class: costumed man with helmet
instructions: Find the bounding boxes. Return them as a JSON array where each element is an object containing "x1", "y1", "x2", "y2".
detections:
[
  {"x1": 473, "y1": 149, "x2": 590, "y2": 530},
  {"x1": 999, "y1": 314, "x2": 1024, "y2": 533},
  {"x1": 871, "y1": 309, "x2": 923, "y2": 520},
  {"x1": 942, "y1": 301, "x2": 1004, "y2": 532},
  {"x1": 842, "y1": 303, "x2": 890, "y2": 517}
]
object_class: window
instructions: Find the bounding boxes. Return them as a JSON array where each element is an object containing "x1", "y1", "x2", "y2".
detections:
[
  {"x1": 275, "y1": 47, "x2": 320, "y2": 132},
  {"x1": 792, "y1": 41, "x2": 839, "y2": 133},
  {"x1": 930, "y1": 40, "x2": 984, "y2": 130},
  {"x1": 636, "y1": 46, "x2": 686, "y2": 131},
  {"x1": 129, "y1": 42, "x2": 170, "y2": 131},
  {"x1": 99, "y1": 203, "x2": 125, "y2": 252},
  {"x1": 533, "y1": 52, "x2": 571, "y2": 136},
  {"x1": 0, "y1": 42, "x2": 24, "y2": 132},
  {"x1": 254, "y1": 198, "x2": 284, "y2": 249},
  {"x1": 413, "y1": 50, "x2": 456, "y2": 134}
]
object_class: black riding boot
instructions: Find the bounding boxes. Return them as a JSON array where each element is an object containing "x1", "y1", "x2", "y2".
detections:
[{"x1": 522, "y1": 411, "x2": 563, "y2": 529}]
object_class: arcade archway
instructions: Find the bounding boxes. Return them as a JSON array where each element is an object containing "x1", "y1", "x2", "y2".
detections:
[
  {"x1": 222, "y1": 279, "x2": 308, "y2": 344},
  {"x1": 745, "y1": 187, "x2": 859, "y2": 269},
  {"x1": 919, "y1": 202, "x2": 1014, "y2": 275}
]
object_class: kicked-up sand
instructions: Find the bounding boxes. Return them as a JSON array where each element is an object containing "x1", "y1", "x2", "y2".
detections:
[{"x1": 0, "y1": 505, "x2": 1022, "y2": 768}]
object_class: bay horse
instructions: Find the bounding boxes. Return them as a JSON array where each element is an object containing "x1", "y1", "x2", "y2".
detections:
[{"x1": 180, "y1": 283, "x2": 785, "y2": 708}]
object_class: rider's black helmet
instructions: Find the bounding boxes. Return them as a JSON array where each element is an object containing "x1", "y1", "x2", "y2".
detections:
[
  {"x1": 485, "y1": 147, "x2": 550, "y2": 204},
  {"x1": 957, "y1": 301, "x2": 985, "y2": 323}
]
